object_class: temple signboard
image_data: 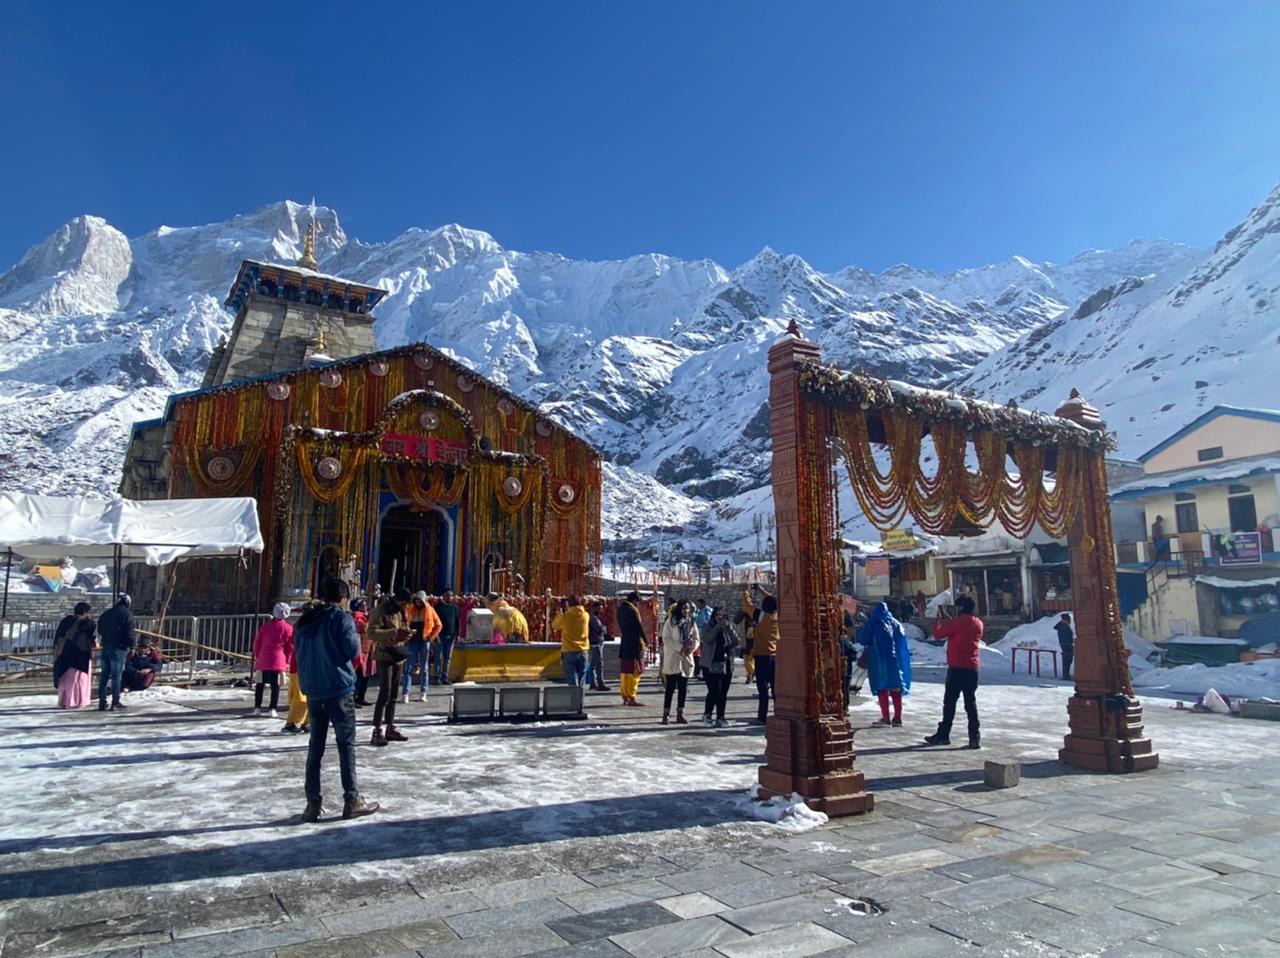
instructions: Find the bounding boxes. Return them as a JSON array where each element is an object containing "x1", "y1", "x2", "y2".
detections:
[{"x1": 381, "y1": 432, "x2": 469, "y2": 465}]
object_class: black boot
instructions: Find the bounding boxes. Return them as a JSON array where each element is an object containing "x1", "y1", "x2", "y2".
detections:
[
  {"x1": 111, "y1": 698, "x2": 127, "y2": 710},
  {"x1": 967, "y1": 735, "x2": 981, "y2": 749},
  {"x1": 301, "y1": 799, "x2": 322, "y2": 823},
  {"x1": 922, "y1": 730, "x2": 950, "y2": 746}
]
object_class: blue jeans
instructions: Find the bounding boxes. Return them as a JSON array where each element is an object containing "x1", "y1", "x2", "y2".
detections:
[
  {"x1": 401, "y1": 640, "x2": 430, "y2": 694},
  {"x1": 98, "y1": 647, "x2": 126, "y2": 706},
  {"x1": 435, "y1": 634, "x2": 456, "y2": 682},
  {"x1": 587, "y1": 645, "x2": 605, "y2": 688},
  {"x1": 305, "y1": 693, "x2": 358, "y2": 802},
  {"x1": 562, "y1": 651, "x2": 587, "y2": 686}
]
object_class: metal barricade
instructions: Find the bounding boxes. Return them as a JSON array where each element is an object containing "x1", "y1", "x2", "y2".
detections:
[
  {"x1": 195, "y1": 614, "x2": 268, "y2": 667},
  {"x1": 0, "y1": 618, "x2": 60, "y2": 677}
]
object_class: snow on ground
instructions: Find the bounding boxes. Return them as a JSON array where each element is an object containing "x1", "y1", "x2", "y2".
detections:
[{"x1": 1131, "y1": 658, "x2": 1280, "y2": 700}]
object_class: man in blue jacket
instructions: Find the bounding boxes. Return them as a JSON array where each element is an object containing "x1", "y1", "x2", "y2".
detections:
[{"x1": 295, "y1": 577, "x2": 379, "y2": 823}]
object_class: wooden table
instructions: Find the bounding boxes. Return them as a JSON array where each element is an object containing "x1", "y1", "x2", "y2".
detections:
[{"x1": 1011, "y1": 646, "x2": 1059, "y2": 678}]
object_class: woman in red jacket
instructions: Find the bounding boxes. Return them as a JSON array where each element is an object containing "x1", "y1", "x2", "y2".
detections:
[{"x1": 923, "y1": 594, "x2": 984, "y2": 749}]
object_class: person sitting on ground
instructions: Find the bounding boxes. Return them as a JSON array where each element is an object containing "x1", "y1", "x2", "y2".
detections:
[
  {"x1": 486, "y1": 591, "x2": 530, "y2": 643},
  {"x1": 860, "y1": 601, "x2": 912, "y2": 728},
  {"x1": 252, "y1": 604, "x2": 292, "y2": 718},
  {"x1": 616, "y1": 591, "x2": 647, "y2": 706},
  {"x1": 123, "y1": 641, "x2": 164, "y2": 692},
  {"x1": 295, "y1": 576, "x2": 378, "y2": 822},
  {"x1": 53, "y1": 602, "x2": 97, "y2": 709}
]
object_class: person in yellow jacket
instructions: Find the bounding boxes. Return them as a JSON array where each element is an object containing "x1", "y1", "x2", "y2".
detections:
[
  {"x1": 486, "y1": 592, "x2": 530, "y2": 642},
  {"x1": 741, "y1": 584, "x2": 765, "y2": 684},
  {"x1": 551, "y1": 595, "x2": 590, "y2": 687},
  {"x1": 751, "y1": 593, "x2": 780, "y2": 725}
]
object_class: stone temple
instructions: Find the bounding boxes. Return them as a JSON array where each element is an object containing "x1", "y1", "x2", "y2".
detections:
[{"x1": 120, "y1": 225, "x2": 601, "y2": 613}]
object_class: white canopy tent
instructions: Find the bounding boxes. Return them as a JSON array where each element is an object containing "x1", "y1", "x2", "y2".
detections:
[{"x1": 0, "y1": 492, "x2": 264, "y2": 614}]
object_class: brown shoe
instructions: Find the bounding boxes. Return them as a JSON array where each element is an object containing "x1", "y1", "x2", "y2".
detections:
[
  {"x1": 301, "y1": 799, "x2": 322, "y2": 823},
  {"x1": 370, "y1": 728, "x2": 387, "y2": 747},
  {"x1": 343, "y1": 795, "x2": 380, "y2": 820},
  {"x1": 385, "y1": 727, "x2": 407, "y2": 742},
  {"x1": 676, "y1": 711, "x2": 689, "y2": 725}
]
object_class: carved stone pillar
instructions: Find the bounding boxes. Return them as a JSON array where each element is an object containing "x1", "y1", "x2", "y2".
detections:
[
  {"x1": 757, "y1": 324, "x2": 874, "y2": 816},
  {"x1": 1055, "y1": 391, "x2": 1159, "y2": 773}
]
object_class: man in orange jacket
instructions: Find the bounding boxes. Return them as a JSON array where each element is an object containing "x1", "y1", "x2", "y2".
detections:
[{"x1": 401, "y1": 591, "x2": 442, "y2": 703}]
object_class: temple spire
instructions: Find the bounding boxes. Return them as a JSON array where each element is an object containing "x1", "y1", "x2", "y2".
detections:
[{"x1": 297, "y1": 198, "x2": 321, "y2": 271}]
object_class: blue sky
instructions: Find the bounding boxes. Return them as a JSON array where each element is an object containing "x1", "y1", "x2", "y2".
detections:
[{"x1": 2, "y1": 1, "x2": 1277, "y2": 274}]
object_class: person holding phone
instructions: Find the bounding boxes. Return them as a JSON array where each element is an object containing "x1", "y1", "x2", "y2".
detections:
[
  {"x1": 924, "y1": 594, "x2": 984, "y2": 749},
  {"x1": 367, "y1": 588, "x2": 413, "y2": 747}
]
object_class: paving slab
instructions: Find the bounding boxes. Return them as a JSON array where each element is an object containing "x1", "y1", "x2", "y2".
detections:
[
  {"x1": 137, "y1": 918, "x2": 331, "y2": 958},
  {"x1": 557, "y1": 879, "x2": 676, "y2": 915},
  {"x1": 703, "y1": 872, "x2": 833, "y2": 908},
  {"x1": 608, "y1": 914, "x2": 747, "y2": 958},
  {"x1": 1140, "y1": 913, "x2": 1279, "y2": 956},
  {"x1": 320, "y1": 891, "x2": 487, "y2": 936},
  {"x1": 545, "y1": 902, "x2": 679, "y2": 945},
  {"x1": 653, "y1": 892, "x2": 729, "y2": 920},
  {"x1": 928, "y1": 898, "x2": 1072, "y2": 947},
  {"x1": 713, "y1": 920, "x2": 852, "y2": 957},
  {"x1": 417, "y1": 923, "x2": 569, "y2": 958},
  {"x1": 1115, "y1": 884, "x2": 1243, "y2": 924},
  {"x1": 927, "y1": 873, "x2": 1053, "y2": 910},
  {"x1": 1029, "y1": 882, "x2": 1141, "y2": 917},
  {"x1": 1033, "y1": 908, "x2": 1173, "y2": 955},
  {"x1": 443, "y1": 897, "x2": 577, "y2": 938},
  {"x1": 474, "y1": 872, "x2": 595, "y2": 907}
]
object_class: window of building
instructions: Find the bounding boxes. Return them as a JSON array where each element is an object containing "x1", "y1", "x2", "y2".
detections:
[
  {"x1": 1228, "y1": 485, "x2": 1257, "y2": 532},
  {"x1": 1174, "y1": 495, "x2": 1199, "y2": 533},
  {"x1": 1197, "y1": 446, "x2": 1224, "y2": 462}
]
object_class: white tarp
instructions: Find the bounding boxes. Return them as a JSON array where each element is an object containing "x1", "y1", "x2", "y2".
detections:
[{"x1": 0, "y1": 493, "x2": 263, "y2": 565}]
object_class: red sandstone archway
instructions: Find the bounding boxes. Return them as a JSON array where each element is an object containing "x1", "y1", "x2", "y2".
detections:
[{"x1": 760, "y1": 324, "x2": 1157, "y2": 817}]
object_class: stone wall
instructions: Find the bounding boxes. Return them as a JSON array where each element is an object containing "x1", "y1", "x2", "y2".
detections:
[{"x1": 2, "y1": 590, "x2": 111, "y2": 622}]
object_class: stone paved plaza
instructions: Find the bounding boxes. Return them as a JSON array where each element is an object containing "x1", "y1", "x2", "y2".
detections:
[{"x1": 2, "y1": 668, "x2": 1279, "y2": 958}]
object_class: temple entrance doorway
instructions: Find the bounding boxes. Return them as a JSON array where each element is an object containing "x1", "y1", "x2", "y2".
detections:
[{"x1": 376, "y1": 504, "x2": 452, "y2": 594}]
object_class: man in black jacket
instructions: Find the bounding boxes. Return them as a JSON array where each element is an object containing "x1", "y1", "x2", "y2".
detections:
[
  {"x1": 617, "y1": 591, "x2": 646, "y2": 705},
  {"x1": 97, "y1": 595, "x2": 137, "y2": 711},
  {"x1": 1054, "y1": 613, "x2": 1075, "y2": 681}
]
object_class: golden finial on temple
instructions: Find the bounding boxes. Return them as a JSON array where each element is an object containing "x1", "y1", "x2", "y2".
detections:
[{"x1": 297, "y1": 198, "x2": 321, "y2": 270}]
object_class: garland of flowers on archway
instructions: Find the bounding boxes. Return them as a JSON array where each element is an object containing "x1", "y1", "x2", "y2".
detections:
[
  {"x1": 384, "y1": 461, "x2": 468, "y2": 510},
  {"x1": 800, "y1": 364, "x2": 1097, "y2": 539}
]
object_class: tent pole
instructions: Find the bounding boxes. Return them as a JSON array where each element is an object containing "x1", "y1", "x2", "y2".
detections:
[
  {"x1": 2, "y1": 548, "x2": 12, "y2": 620},
  {"x1": 113, "y1": 544, "x2": 122, "y2": 601}
]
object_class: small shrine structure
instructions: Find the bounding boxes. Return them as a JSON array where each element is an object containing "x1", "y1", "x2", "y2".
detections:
[
  {"x1": 763, "y1": 323, "x2": 1157, "y2": 816},
  {"x1": 121, "y1": 220, "x2": 601, "y2": 611}
]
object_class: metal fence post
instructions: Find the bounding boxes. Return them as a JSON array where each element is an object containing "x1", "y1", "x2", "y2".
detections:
[{"x1": 188, "y1": 616, "x2": 199, "y2": 682}]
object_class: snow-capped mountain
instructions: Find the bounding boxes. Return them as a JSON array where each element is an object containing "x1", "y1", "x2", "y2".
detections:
[
  {"x1": 0, "y1": 193, "x2": 1218, "y2": 548},
  {"x1": 960, "y1": 181, "x2": 1280, "y2": 461}
]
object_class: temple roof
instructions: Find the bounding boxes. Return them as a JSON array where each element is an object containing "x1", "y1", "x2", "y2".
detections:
[{"x1": 224, "y1": 259, "x2": 388, "y2": 314}]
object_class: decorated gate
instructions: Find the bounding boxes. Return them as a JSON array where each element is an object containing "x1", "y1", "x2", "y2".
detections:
[{"x1": 762, "y1": 322, "x2": 1157, "y2": 817}]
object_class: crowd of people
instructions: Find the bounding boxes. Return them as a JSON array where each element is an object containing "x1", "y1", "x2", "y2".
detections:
[{"x1": 41, "y1": 576, "x2": 1072, "y2": 824}]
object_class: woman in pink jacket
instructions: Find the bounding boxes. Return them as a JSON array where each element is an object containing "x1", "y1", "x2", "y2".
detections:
[{"x1": 252, "y1": 604, "x2": 293, "y2": 717}]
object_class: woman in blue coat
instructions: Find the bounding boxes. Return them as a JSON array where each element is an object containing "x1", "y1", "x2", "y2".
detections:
[{"x1": 859, "y1": 601, "x2": 911, "y2": 728}]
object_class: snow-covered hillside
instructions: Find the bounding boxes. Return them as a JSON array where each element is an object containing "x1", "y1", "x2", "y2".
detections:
[
  {"x1": 961, "y1": 182, "x2": 1280, "y2": 460},
  {"x1": 0, "y1": 192, "x2": 1226, "y2": 547}
]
